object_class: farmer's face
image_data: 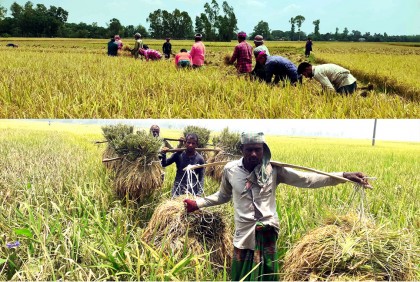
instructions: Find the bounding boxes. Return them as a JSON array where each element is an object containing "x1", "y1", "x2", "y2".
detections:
[
  {"x1": 185, "y1": 137, "x2": 198, "y2": 153},
  {"x1": 302, "y1": 67, "x2": 313, "y2": 78},
  {"x1": 151, "y1": 129, "x2": 159, "y2": 137},
  {"x1": 242, "y1": 143, "x2": 264, "y2": 167},
  {"x1": 257, "y1": 56, "x2": 266, "y2": 65}
]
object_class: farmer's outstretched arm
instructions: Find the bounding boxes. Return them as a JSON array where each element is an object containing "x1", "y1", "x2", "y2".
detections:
[{"x1": 276, "y1": 167, "x2": 346, "y2": 188}]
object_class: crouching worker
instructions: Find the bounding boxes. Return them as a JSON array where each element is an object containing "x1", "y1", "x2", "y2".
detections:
[
  {"x1": 175, "y1": 49, "x2": 192, "y2": 69},
  {"x1": 256, "y1": 51, "x2": 300, "y2": 86},
  {"x1": 139, "y1": 48, "x2": 162, "y2": 61},
  {"x1": 161, "y1": 133, "x2": 205, "y2": 197},
  {"x1": 184, "y1": 132, "x2": 369, "y2": 281},
  {"x1": 297, "y1": 62, "x2": 357, "y2": 94}
]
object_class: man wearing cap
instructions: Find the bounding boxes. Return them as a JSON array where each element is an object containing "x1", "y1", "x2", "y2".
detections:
[
  {"x1": 130, "y1": 33, "x2": 143, "y2": 59},
  {"x1": 190, "y1": 33, "x2": 206, "y2": 68},
  {"x1": 256, "y1": 51, "x2": 300, "y2": 85},
  {"x1": 229, "y1": 31, "x2": 253, "y2": 75},
  {"x1": 251, "y1": 35, "x2": 270, "y2": 81},
  {"x1": 297, "y1": 62, "x2": 358, "y2": 94},
  {"x1": 162, "y1": 38, "x2": 172, "y2": 59},
  {"x1": 184, "y1": 132, "x2": 368, "y2": 281}
]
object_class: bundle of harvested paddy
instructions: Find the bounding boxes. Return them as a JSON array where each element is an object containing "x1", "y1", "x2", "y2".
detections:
[
  {"x1": 142, "y1": 195, "x2": 233, "y2": 268},
  {"x1": 223, "y1": 54, "x2": 232, "y2": 65},
  {"x1": 101, "y1": 124, "x2": 134, "y2": 171},
  {"x1": 206, "y1": 128, "x2": 242, "y2": 182},
  {"x1": 102, "y1": 126, "x2": 164, "y2": 202},
  {"x1": 282, "y1": 213, "x2": 419, "y2": 281},
  {"x1": 183, "y1": 125, "x2": 213, "y2": 161}
]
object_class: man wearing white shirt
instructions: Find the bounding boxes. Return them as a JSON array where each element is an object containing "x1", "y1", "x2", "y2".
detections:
[{"x1": 298, "y1": 62, "x2": 357, "y2": 94}]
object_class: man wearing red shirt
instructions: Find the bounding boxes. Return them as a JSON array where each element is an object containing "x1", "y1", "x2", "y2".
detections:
[{"x1": 229, "y1": 31, "x2": 253, "y2": 74}]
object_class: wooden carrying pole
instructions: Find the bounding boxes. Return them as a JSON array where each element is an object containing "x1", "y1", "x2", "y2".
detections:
[
  {"x1": 184, "y1": 161, "x2": 371, "y2": 188},
  {"x1": 102, "y1": 148, "x2": 221, "y2": 163}
]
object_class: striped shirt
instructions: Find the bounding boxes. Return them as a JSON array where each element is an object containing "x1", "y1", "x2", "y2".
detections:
[{"x1": 231, "y1": 41, "x2": 253, "y2": 73}]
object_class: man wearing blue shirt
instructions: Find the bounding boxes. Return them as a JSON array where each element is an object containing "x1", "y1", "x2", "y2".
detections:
[{"x1": 256, "y1": 51, "x2": 300, "y2": 85}]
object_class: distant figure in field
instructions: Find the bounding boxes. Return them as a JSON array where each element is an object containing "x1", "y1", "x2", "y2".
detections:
[
  {"x1": 305, "y1": 37, "x2": 313, "y2": 57},
  {"x1": 175, "y1": 49, "x2": 192, "y2": 69},
  {"x1": 114, "y1": 35, "x2": 123, "y2": 50},
  {"x1": 251, "y1": 35, "x2": 270, "y2": 81},
  {"x1": 107, "y1": 37, "x2": 118, "y2": 56},
  {"x1": 298, "y1": 62, "x2": 358, "y2": 94},
  {"x1": 256, "y1": 51, "x2": 300, "y2": 86},
  {"x1": 190, "y1": 33, "x2": 206, "y2": 68},
  {"x1": 6, "y1": 43, "x2": 18, "y2": 48},
  {"x1": 139, "y1": 48, "x2": 162, "y2": 61},
  {"x1": 162, "y1": 38, "x2": 172, "y2": 59},
  {"x1": 229, "y1": 31, "x2": 253, "y2": 75},
  {"x1": 130, "y1": 33, "x2": 143, "y2": 59}
]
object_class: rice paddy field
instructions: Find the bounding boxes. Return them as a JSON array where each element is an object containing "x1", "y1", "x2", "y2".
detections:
[
  {"x1": 0, "y1": 38, "x2": 419, "y2": 118},
  {"x1": 0, "y1": 120, "x2": 418, "y2": 280}
]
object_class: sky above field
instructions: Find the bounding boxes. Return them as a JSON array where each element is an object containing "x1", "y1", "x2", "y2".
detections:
[
  {"x1": 1, "y1": 0, "x2": 419, "y2": 36},
  {"x1": 37, "y1": 119, "x2": 420, "y2": 142}
]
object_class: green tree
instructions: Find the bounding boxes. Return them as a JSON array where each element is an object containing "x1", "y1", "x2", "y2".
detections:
[
  {"x1": 203, "y1": 0, "x2": 220, "y2": 40},
  {"x1": 251, "y1": 20, "x2": 271, "y2": 40},
  {"x1": 294, "y1": 15, "x2": 305, "y2": 40},
  {"x1": 313, "y1": 19, "x2": 320, "y2": 38},
  {"x1": 108, "y1": 18, "x2": 122, "y2": 37},
  {"x1": 195, "y1": 16, "x2": 204, "y2": 35},
  {"x1": 217, "y1": 1, "x2": 237, "y2": 41},
  {"x1": 0, "y1": 5, "x2": 7, "y2": 20},
  {"x1": 289, "y1": 17, "x2": 295, "y2": 40}
]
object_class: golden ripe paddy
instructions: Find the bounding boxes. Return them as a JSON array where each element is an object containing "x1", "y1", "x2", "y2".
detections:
[{"x1": 0, "y1": 38, "x2": 419, "y2": 118}]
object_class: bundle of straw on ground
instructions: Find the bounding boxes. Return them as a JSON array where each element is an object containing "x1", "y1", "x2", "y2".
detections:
[
  {"x1": 282, "y1": 213, "x2": 419, "y2": 281},
  {"x1": 183, "y1": 125, "x2": 213, "y2": 161},
  {"x1": 223, "y1": 54, "x2": 232, "y2": 65},
  {"x1": 142, "y1": 195, "x2": 233, "y2": 268},
  {"x1": 206, "y1": 128, "x2": 242, "y2": 182},
  {"x1": 101, "y1": 124, "x2": 134, "y2": 171},
  {"x1": 103, "y1": 126, "x2": 164, "y2": 202}
]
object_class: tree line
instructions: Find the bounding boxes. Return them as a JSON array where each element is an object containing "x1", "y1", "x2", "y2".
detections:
[{"x1": 0, "y1": 1, "x2": 418, "y2": 42}]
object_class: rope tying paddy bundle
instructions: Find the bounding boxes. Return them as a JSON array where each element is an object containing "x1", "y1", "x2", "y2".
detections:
[{"x1": 172, "y1": 164, "x2": 204, "y2": 199}]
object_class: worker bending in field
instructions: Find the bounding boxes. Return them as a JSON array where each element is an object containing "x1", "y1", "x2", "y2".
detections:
[
  {"x1": 161, "y1": 133, "x2": 205, "y2": 197},
  {"x1": 184, "y1": 132, "x2": 369, "y2": 281},
  {"x1": 297, "y1": 62, "x2": 357, "y2": 94},
  {"x1": 175, "y1": 49, "x2": 192, "y2": 69},
  {"x1": 256, "y1": 51, "x2": 300, "y2": 85},
  {"x1": 107, "y1": 37, "x2": 118, "y2": 56},
  {"x1": 229, "y1": 31, "x2": 253, "y2": 75},
  {"x1": 139, "y1": 48, "x2": 162, "y2": 61},
  {"x1": 251, "y1": 35, "x2": 270, "y2": 81}
]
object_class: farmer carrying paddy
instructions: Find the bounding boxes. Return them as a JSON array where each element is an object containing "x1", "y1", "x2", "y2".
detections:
[
  {"x1": 161, "y1": 133, "x2": 205, "y2": 197},
  {"x1": 256, "y1": 51, "x2": 300, "y2": 86},
  {"x1": 297, "y1": 62, "x2": 358, "y2": 94},
  {"x1": 184, "y1": 132, "x2": 369, "y2": 281},
  {"x1": 229, "y1": 31, "x2": 253, "y2": 75},
  {"x1": 190, "y1": 33, "x2": 206, "y2": 68}
]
